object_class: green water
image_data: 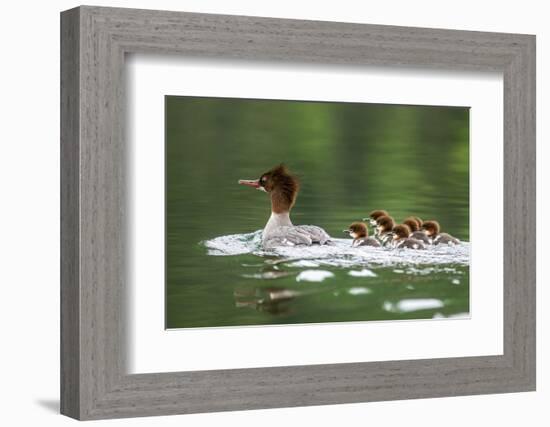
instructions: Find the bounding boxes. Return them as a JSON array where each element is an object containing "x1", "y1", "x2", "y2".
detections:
[{"x1": 165, "y1": 96, "x2": 470, "y2": 329}]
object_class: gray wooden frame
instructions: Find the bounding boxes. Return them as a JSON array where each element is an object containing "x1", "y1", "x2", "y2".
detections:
[{"x1": 60, "y1": 5, "x2": 536, "y2": 420}]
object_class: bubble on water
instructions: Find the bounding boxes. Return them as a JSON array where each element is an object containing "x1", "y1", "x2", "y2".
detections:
[
  {"x1": 296, "y1": 270, "x2": 334, "y2": 282},
  {"x1": 405, "y1": 267, "x2": 433, "y2": 275},
  {"x1": 451, "y1": 278, "x2": 461, "y2": 285},
  {"x1": 383, "y1": 298, "x2": 444, "y2": 313},
  {"x1": 348, "y1": 287, "x2": 372, "y2": 295},
  {"x1": 348, "y1": 269, "x2": 377, "y2": 277},
  {"x1": 393, "y1": 269, "x2": 405, "y2": 274},
  {"x1": 203, "y1": 232, "x2": 470, "y2": 268},
  {"x1": 401, "y1": 266, "x2": 465, "y2": 276},
  {"x1": 383, "y1": 301, "x2": 394, "y2": 312}
]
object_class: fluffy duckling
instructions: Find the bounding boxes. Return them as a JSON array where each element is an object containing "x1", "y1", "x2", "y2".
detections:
[
  {"x1": 403, "y1": 218, "x2": 432, "y2": 245},
  {"x1": 375, "y1": 215, "x2": 395, "y2": 246},
  {"x1": 421, "y1": 220, "x2": 460, "y2": 245},
  {"x1": 391, "y1": 224, "x2": 426, "y2": 250},
  {"x1": 403, "y1": 218, "x2": 419, "y2": 231},
  {"x1": 405, "y1": 216, "x2": 423, "y2": 229},
  {"x1": 344, "y1": 222, "x2": 381, "y2": 247},
  {"x1": 363, "y1": 210, "x2": 389, "y2": 229}
]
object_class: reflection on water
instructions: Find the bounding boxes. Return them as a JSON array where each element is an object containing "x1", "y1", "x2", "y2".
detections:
[
  {"x1": 166, "y1": 96, "x2": 469, "y2": 329},
  {"x1": 210, "y1": 232, "x2": 469, "y2": 322},
  {"x1": 234, "y1": 286, "x2": 303, "y2": 316}
]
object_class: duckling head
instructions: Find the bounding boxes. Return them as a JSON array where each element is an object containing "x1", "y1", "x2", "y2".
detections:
[
  {"x1": 421, "y1": 220, "x2": 440, "y2": 237},
  {"x1": 392, "y1": 224, "x2": 412, "y2": 241},
  {"x1": 403, "y1": 218, "x2": 419, "y2": 232},
  {"x1": 376, "y1": 215, "x2": 395, "y2": 234},
  {"x1": 363, "y1": 209, "x2": 389, "y2": 225},
  {"x1": 345, "y1": 222, "x2": 368, "y2": 239}
]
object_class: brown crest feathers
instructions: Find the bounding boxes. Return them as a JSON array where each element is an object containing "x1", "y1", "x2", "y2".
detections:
[{"x1": 349, "y1": 222, "x2": 368, "y2": 238}]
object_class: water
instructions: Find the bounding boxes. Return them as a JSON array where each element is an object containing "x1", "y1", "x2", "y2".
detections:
[{"x1": 166, "y1": 96, "x2": 469, "y2": 329}]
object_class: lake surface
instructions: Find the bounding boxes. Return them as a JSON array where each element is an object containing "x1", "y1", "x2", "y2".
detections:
[{"x1": 165, "y1": 96, "x2": 470, "y2": 329}]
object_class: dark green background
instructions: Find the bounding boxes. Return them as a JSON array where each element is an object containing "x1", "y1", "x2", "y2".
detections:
[{"x1": 166, "y1": 96, "x2": 469, "y2": 329}]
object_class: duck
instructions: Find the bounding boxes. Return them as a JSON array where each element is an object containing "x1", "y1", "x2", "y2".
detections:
[
  {"x1": 421, "y1": 220, "x2": 460, "y2": 245},
  {"x1": 405, "y1": 216, "x2": 423, "y2": 229},
  {"x1": 363, "y1": 210, "x2": 389, "y2": 231},
  {"x1": 238, "y1": 164, "x2": 331, "y2": 249},
  {"x1": 344, "y1": 222, "x2": 381, "y2": 247},
  {"x1": 391, "y1": 224, "x2": 426, "y2": 249},
  {"x1": 403, "y1": 217, "x2": 432, "y2": 245},
  {"x1": 375, "y1": 215, "x2": 395, "y2": 246}
]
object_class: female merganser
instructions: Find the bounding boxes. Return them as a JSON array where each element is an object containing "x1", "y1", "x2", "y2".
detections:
[
  {"x1": 363, "y1": 210, "x2": 389, "y2": 229},
  {"x1": 238, "y1": 164, "x2": 331, "y2": 249},
  {"x1": 421, "y1": 220, "x2": 460, "y2": 245},
  {"x1": 344, "y1": 222, "x2": 381, "y2": 247},
  {"x1": 391, "y1": 224, "x2": 426, "y2": 250},
  {"x1": 403, "y1": 218, "x2": 432, "y2": 245},
  {"x1": 375, "y1": 215, "x2": 395, "y2": 246}
]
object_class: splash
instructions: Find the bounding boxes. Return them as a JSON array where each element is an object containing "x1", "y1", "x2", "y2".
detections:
[
  {"x1": 202, "y1": 230, "x2": 469, "y2": 268},
  {"x1": 296, "y1": 270, "x2": 335, "y2": 282},
  {"x1": 383, "y1": 298, "x2": 445, "y2": 313},
  {"x1": 348, "y1": 269, "x2": 377, "y2": 277},
  {"x1": 348, "y1": 287, "x2": 372, "y2": 295}
]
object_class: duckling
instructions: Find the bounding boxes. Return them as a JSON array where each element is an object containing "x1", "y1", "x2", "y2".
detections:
[
  {"x1": 421, "y1": 220, "x2": 460, "y2": 245},
  {"x1": 391, "y1": 224, "x2": 426, "y2": 250},
  {"x1": 344, "y1": 222, "x2": 381, "y2": 247},
  {"x1": 403, "y1": 218, "x2": 432, "y2": 245},
  {"x1": 403, "y1": 218, "x2": 419, "y2": 231},
  {"x1": 375, "y1": 215, "x2": 395, "y2": 246},
  {"x1": 406, "y1": 216, "x2": 423, "y2": 229},
  {"x1": 363, "y1": 210, "x2": 389, "y2": 229}
]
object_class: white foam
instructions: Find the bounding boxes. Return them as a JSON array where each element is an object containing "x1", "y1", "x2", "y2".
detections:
[
  {"x1": 348, "y1": 269, "x2": 377, "y2": 277},
  {"x1": 295, "y1": 270, "x2": 334, "y2": 282},
  {"x1": 384, "y1": 298, "x2": 445, "y2": 313},
  {"x1": 204, "y1": 231, "x2": 262, "y2": 256},
  {"x1": 202, "y1": 231, "x2": 470, "y2": 269},
  {"x1": 287, "y1": 260, "x2": 321, "y2": 268},
  {"x1": 348, "y1": 287, "x2": 372, "y2": 295}
]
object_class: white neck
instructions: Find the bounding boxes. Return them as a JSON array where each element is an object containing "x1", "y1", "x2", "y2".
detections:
[{"x1": 263, "y1": 211, "x2": 292, "y2": 238}]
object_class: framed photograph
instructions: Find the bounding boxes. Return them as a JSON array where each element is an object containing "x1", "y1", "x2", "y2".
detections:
[{"x1": 60, "y1": 6, "x2": 536, "y2": 420}]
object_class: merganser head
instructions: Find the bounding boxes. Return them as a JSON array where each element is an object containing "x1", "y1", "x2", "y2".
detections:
[
  {"x1": 392, "y1": 224, "x2": 411, "y2": 241},
  {"x1": 238, "y1": 164, "x2": 299, "y2": 213},
  {"x1": 403, "y1": 218, "x2": 420, "y2": 232},
  {"x1": 363, "y1": 209, "x2": 389, "y2": 226},
  {"x1": 421, "y1": 220, "x2": 440, "y2": 237},
  {"x1": 344, "y1": 222, "x2": 368, "y2": 240},
  {"x1": 376, "y1": 215, "x2": 395, "y2": 234}
]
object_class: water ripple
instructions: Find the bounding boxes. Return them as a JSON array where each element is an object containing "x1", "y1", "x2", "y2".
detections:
[{"x1": 202, "y1": 230, "x2": 470, "y2": 268}]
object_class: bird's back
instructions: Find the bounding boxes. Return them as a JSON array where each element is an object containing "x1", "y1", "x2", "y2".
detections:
[{"x1": 262, "y1": 225, "x2": 331, "y2": 249}]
